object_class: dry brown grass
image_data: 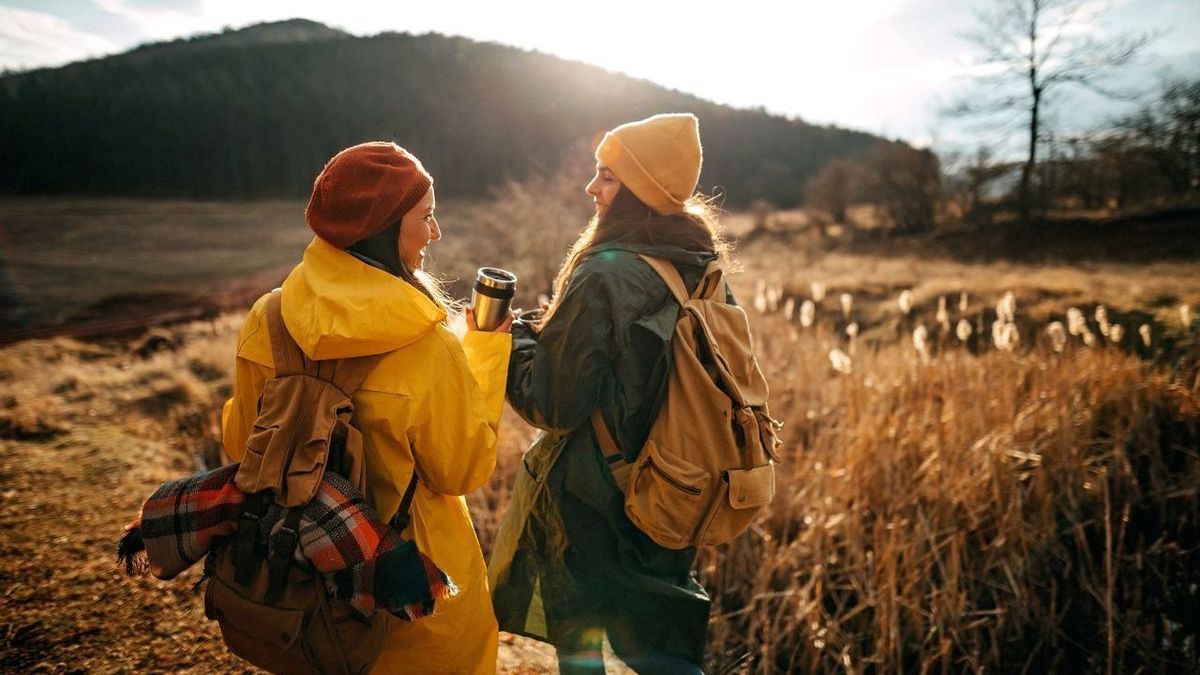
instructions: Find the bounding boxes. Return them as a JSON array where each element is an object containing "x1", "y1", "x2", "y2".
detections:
[
  {"x1": 698, "y1": 312, "x2": 1199, "y2": 672},
  {"x1": 462, "y1": 294, "x2": 1200, "y2": 672},
  {"x1": 446, "y1": 219, "x2": 1200, "y2": 672},
  {"x1": 4, "y1": 195, "x2": 1199, "y2": 673},
  {"x1": 470, "y1": 216, "x2": 1200, "y2": 672},
  {"x1": 0, "y1": 318, "x2": 570, "y2": 673}
]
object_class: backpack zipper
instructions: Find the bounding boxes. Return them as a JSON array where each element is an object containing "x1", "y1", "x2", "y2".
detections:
[{"x1": 645, "y1": 457, "x2": 702, "y2": 496}]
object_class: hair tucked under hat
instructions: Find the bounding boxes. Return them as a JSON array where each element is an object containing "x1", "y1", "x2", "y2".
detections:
[
  {"x1": 306, "y1": 142, "x2": 433, "y2": 249},
  {"x1": 595, "y1": 113, "x2": 702, "y2": 215}
]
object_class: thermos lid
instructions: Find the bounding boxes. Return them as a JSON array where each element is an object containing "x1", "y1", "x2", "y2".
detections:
[{"x1": 476, "y1": 267, "x2": 517, "y2": 290}]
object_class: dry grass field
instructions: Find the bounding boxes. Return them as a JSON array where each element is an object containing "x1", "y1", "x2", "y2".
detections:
[{"x1": 1, "y1": 197, "x2": 1198, "y2": 673}]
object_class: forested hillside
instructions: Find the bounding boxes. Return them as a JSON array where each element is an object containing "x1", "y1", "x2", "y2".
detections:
[{"x1": 0, "y1": 20, "x2": 880, "y2": 206}]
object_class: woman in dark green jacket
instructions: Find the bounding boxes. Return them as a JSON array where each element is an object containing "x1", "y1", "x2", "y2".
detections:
[{"x1": 489, "y1": 114, "x2": 729, "y2": 674}]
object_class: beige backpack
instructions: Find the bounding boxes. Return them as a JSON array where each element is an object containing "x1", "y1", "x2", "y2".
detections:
[
  {"x1": 593, "y1": 255, "x2": 782, "y2": 550},
  {"x1": 206, "y1": 289, "x2": 400, "y2": 675}
]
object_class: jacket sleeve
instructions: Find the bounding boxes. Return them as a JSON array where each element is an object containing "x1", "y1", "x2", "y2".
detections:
[
  {"x1": 409, "y1": 328, "x2": 511, "y2": 496},
  {"x1": 221, "y1": 299, "x2": 272, "y2": 464},
  {"x1": 506, "y1": 263, "x2": 616, "y2": 432}
]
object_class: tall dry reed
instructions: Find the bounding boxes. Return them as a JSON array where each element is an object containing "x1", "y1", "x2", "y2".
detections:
[{"x1": 694, "y1": 318, "x2": 1200, "y2": 673}]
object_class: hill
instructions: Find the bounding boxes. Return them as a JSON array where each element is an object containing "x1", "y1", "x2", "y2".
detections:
[
  {"x1": 112, "y1": 18, "x2": 352, "y2": 62},
  {"x1": 0, "y1": 20, "x2": 881, "y2": 206}
]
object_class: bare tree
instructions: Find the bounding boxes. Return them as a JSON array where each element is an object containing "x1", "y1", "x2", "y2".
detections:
[
  {"x1": 861, "y1": 142, "x2": 942, "y2": 234},
  {"x1": 1120, "y1": 77, "x2": 1200, "y2": 199},
  {"x1": 945, "y1": 146, "x2": 1010, "y2": 226},
  {"x1": 474, "y1": 144, "x2": 595, "y2": 302},
  {"x1": 952, "y1": 0, "x2": 1149, "y2": 224},
  {"x1": 803, "y1": 156, "x2": 860, "y2": 225}
]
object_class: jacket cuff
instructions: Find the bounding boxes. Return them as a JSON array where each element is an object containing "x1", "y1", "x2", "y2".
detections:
[{"x1": 461, "y1": 331, "x2": 513, "y2": 427}]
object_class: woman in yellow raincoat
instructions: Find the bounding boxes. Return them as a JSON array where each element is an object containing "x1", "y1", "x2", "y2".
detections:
[{"x1": 221, "y1": 142, "x2": 511, "y2": 674}]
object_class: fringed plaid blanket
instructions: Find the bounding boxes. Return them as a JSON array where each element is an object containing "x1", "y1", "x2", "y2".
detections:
[{"x1": 117, "y1": 463, "x2": 455, "y2": 620}]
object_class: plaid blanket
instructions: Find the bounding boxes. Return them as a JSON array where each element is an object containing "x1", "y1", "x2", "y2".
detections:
[{"x1": 117, "y1": 463, "x2": 455, "y2": 620}]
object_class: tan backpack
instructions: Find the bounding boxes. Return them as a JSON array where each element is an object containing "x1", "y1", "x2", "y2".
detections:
[
  {"x1": 205, "y1": 289, "x2": 401, "y2": 675},
  {"x1": 593, "y1": 255, "x2": 781, "y2": 550}
]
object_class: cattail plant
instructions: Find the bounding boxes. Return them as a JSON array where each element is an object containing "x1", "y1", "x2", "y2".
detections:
[
  {"x1": 1047, "y1": 321, "x2": 1067, "y2": 353},
  {"x1": 827, "y1": 348, "x2": 852, "y2": 374},
  {"x1": 840, "y1": 293, "x2": 853, "y2": 319},
  {"x1": 913, "y1": 324, "x2": 930, "y2": 363},
  {"x1": 766, "y1": 286, "x2": 782, "y2": 313},
  {"x1": 1067, "y1": 307, "x2": 1087, "y2": 336},
  {"x1": 992, "y1": 320, "x2": 1020, "y2": 352},
  {"x1": 992, "y1": 319, "x2": 1006, "y2": 350},
  {"x1": 1004, "y1": 322, "x2": 1020, "y2": 351},
  {"x1": 800, "y1": 300, "x2": 816, "y2": 328},
  {"x1": 956, "y1": 319, "x2": 972, "y2": 342},
  {"x1": 753, "y1": 281, "x2": 768, "y2": 314},
  {"x1": 996, "y1": 291, "x2": 1016, "y2": 324},
  {"x1": 1095, "y1": 305, "x2": 1110, "y2": 337}
]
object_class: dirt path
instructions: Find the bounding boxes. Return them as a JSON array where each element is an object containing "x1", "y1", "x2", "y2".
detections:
[{"x1": 0, "y1": 329, "x2": 564, "y2": 673}]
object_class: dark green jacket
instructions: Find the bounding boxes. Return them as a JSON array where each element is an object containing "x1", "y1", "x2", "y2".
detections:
[{"x1": 488, "y1": 241, "x2": 724, "y2": 664}]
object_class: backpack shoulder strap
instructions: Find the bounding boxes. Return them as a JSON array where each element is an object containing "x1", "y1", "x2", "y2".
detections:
[
  {"x1": 265, "y1": 290, "x2": 308, "y2": 377},
  {"x1": 326, "y1": 351, "x2": 389, "y2": 398},
  {"x1": 266, "y1": 289, "x2": 387, "y2": 394},
  {"x1": 638, "y1": 254, "x2": 726, "y2": 304},
  {"x1": 696, "y1": 260, "x2": 727, "y2": 302},
  {"x1": 637, "y1": 255, "x2": 690, "y2": 305}
]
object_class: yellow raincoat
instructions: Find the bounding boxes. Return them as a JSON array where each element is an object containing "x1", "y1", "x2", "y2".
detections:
[{"x1": 221, "y1": 236, "x2": 510, "y2": 675}]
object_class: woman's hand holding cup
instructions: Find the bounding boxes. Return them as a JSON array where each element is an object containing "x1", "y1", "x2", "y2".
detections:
[{"x1": 465, "y1": 307, "x2": 515, "y2": 334}]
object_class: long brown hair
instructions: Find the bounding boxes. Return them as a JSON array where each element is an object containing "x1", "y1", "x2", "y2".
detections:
[
  {"x1": 345, "y1": 223, "x2": 458, "y2": 315},
  {"x1": 542, "y1": 186, "x2": 732, "y2": 324}
]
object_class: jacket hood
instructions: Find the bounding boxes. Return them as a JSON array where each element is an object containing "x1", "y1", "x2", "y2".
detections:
[{"x1": 280, "y1": 236, "x2": 446, "y2": 360}]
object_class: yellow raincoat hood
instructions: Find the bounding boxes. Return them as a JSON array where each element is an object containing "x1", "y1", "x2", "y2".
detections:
[{"x1": 280, "y1": 237, "x2": 446, "y2": 360}]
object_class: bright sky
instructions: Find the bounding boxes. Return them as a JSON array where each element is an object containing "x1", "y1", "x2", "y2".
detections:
[{"x1": 2, "y1": 0, "x2": 1198, "y2": 152}]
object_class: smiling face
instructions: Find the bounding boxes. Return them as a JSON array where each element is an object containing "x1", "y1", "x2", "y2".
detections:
[
  {"x1": 585, "y1": 162, "x2": 621, "y2": 217},
  {"x1": 398, "y1": 187, "x2": 440, "y2": 270}
]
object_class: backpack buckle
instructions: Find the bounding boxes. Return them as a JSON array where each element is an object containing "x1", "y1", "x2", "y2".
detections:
[
  {"x1": 271, "y1": 525, "x2": 298, "y2": 556},
  {"x1": 264, "y1": 509, "x2": 303, "y2": 606},
  {"x1": 231, "y1": 492, "x2": 271, "y2": 586}
]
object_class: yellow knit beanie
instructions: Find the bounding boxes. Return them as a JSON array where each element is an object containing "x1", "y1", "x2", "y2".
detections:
[{"x1": 595, "y1": 113, "x2": 702, "y2": 215}]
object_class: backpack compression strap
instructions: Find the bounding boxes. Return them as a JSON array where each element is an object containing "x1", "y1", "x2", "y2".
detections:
[
  {"x1": 592, "y1": 410, "x2": 631, "y2": 494},
  {"x1": 389, "y1": 472, "x2": 420, "y2": 532},
  {"x1": 592, "y1": 410, "x2": 624, "y2": 466}
]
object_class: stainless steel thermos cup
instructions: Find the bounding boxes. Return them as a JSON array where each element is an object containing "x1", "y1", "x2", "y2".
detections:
[{"x1": 472, "y1": 267, "x2": 516, "y2": 331}]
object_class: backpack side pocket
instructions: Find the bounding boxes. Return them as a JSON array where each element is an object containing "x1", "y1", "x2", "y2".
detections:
[{"x1": 625, "y1": 440, "x2": 711, "y2": 549}]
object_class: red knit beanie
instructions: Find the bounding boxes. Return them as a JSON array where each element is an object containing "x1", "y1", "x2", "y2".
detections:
[{"x1": 305, "y1": 142, "x2": 433, "y2": 248}]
